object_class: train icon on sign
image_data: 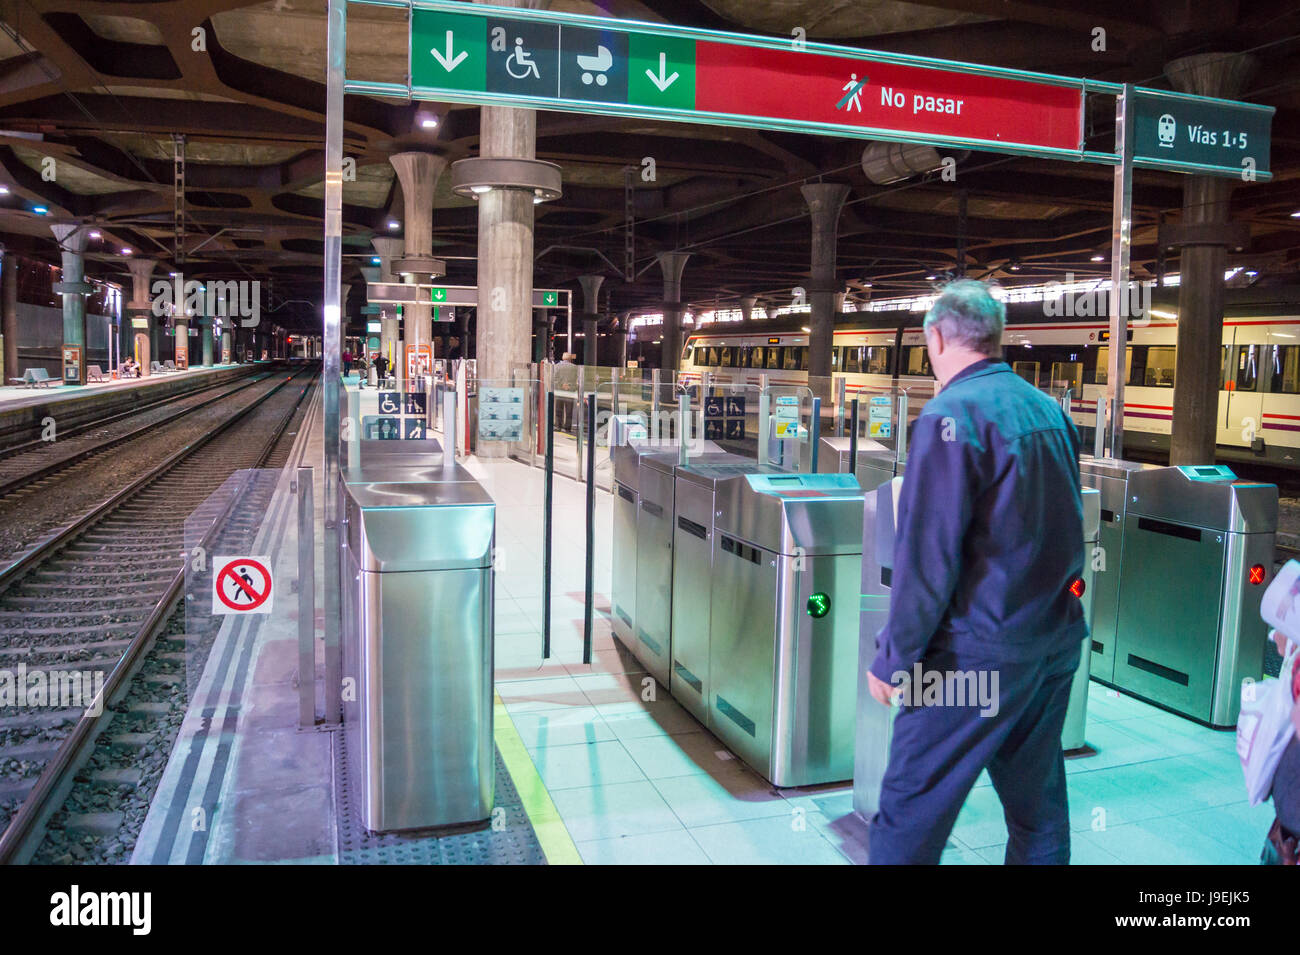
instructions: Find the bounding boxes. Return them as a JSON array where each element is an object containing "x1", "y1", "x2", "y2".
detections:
[{"x1": 1158, "y1": 113, "x2": 1176, "y2": 148}]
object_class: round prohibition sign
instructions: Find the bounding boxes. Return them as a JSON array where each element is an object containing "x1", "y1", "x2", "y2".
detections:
[{"x1": 215, "y1": 558, "x2": 272, "y2": 612}]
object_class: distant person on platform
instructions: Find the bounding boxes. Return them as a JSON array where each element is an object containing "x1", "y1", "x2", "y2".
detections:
[
  {"x1": 552, "y1": 352, "x2": 579, "y2": 433},
  {"x1": 375, "y1": 354, "x2": 389, "y2": 382},
  {"x1": 342, "y1": 348, "x2": 353, "y2": 377},
  {"x1": 866, "y1": 279, "x2": 1086, "y2": 865},
  {"x1": 122, "y1": 357, "x2": 139, "y2": 378}
]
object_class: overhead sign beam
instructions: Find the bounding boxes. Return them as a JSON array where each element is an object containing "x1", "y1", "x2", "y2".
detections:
[
  {"x1": 351, "y1": 0, "x2": 1090, "y2": 161},
  {"x1": 347, "y1": 0, "x2": 1271, "y2": 178},
  {"x1": 366, "y1": 282, "x2": 569, "y2": 308}
]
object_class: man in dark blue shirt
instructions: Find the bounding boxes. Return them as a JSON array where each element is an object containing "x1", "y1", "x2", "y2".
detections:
[{"x1": 867, "y1": 280, "x2": 1086, "y2": 865}]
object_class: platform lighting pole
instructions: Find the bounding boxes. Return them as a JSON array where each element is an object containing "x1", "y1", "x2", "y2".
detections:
[{"x1": 1105, "y1": 84, "x2": 1135, "y2": 461}]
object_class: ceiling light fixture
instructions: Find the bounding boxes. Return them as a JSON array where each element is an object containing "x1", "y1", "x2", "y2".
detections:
[
  {"x1": 121, "y1": 247, "x2": 132, "y2": 255},
  {"x1": 1091, "y1": 254, "x2": 1105, "y2": 262},
  {"x1": 421, "y1": 117, "x2": 439, "y2": 129},
  {"x1": 88, "y1": 230, "x2": 101, "y2": 239},
  {"x1": 32, "y1": 205, "x2": 47, "y2": 215},
  {"x1": 387, "y1": 220, "x2": 400, "y2": 230}
]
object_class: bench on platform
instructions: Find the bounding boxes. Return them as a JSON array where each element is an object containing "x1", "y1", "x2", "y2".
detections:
[
  {"x1": 7, "y1": 367, "x2": 55, "y2": 388},
  {"x1": 86, "y1": 365, "x2": 108, "y2": 382}
]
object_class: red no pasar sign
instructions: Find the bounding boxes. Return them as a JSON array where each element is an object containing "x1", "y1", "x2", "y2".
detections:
[{"x1": 694, "y1": 41, "x2": 1083, "y2": 153}]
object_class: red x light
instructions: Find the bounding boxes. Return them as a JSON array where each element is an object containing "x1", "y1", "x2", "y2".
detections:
[
  {"x1": 1249, "y1": 564, "x2": 1266, "y2": 585},
  {"x1": 1069, "y1": 578, "x2": 1086, "y2": 598}
]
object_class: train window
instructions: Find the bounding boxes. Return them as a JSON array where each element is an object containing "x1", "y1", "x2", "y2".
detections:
[
  {"x1": 720, "y1": 346, "x2": 733, "y2": 367},
  {"x1": 751, "y1": 346, "x2": 765, "y2": 368},
  {"x1": 783, "y1": 347, "x2": 799, "y2": 371},
  {"x1": 831, "y1": 347, "x2": 841, "y2": 370},
  {"x1": 1266, "y1": 346, "x2": 1300, "y2": 394},
  {"x1": 1236, "y1": 345, "x2": 1260, "y2": 392},
  {"x1": 866, "y1": 347, "x2": 891, "y2": 375},
  {"x1": 1093, "y1": 346, "x2": 1132, "y2": 386},
  {"x1": 1050, "y1": 362, "x2": 1083, "y2": 394},
  {"x1": 903, "y1": 346, "x2": 932, "y2": 378},
  {"x1": 799, "y1": 347, "x2": 809, "y2": 371},
  {"x1": 844, "y1": 346, "x2": 862, "y2": 373},
  {"x1": 1143, "y1": 347, "x2": 1175, "y2": 388},
  {"x1": 1012, "y1": 361, "x2": 1040, "y2": 387},
  {"x1": 767, "y1": 347, "x2": 781, "y2": 369},
  {"x1": 706, "y1": 346, "x2": 719, "y2": 367}
]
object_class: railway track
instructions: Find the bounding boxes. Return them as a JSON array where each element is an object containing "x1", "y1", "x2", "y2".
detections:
[
  {"x1": 0, "y1": 367, "x2": 279, "y2": 501},
  {"x1": 0, "y1": 365, "x2": 318, "y2": 863}
]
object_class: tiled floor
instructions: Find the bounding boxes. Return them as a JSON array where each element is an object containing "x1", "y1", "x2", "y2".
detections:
[{"x1": 467, "y1": 456, "x2": 1275, "y2": 865}]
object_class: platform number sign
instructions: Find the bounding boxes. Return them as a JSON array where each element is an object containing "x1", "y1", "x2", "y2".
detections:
[{"x1": 213, "y1": 557, "x2": 273, "y2": 615}]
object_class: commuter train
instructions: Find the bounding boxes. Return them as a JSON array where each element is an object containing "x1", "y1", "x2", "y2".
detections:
[{"x1": 678, "y1": 288, "x2": 1300, "y2": 465}]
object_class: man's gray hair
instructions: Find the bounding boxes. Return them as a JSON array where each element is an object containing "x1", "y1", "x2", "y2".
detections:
[{"x1": 922, "y1": 279, "x2": 1005, "y2": 357}]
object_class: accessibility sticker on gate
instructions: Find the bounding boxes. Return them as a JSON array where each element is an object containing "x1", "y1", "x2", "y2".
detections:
[
  {"x1": 868, "y1": 394, "x2": 892, "y2": 438},
  {"x1": 213, "y1": 556, "x2": 274, "y2": 615}
]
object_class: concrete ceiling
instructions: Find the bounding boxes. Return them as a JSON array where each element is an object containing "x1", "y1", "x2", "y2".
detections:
[{"x1": 0, "y1": 0, "x2": 1294, "y2": 331}]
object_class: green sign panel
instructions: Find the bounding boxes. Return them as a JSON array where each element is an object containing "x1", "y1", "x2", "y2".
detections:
[
  {"x1": 411, "y1": 8, "x2": 696, "y2": 113},
  {"x1": 1132, "y1": 89, "x2": 1273, "y2": 180},
  {"x1": 429, "y1": 286, "x2": 448, "y2": 303},
  {"x1": 541, "y1": 291, "x2": 558, "y2": 307}
]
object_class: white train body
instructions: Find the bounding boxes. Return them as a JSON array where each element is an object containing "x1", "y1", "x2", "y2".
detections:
[{"x1": 679, "y1": 311, "x2": 1300, "y2": 463}]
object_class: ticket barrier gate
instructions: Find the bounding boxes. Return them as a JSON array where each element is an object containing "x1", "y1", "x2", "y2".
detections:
[
  {"x1": 708, "y1": 472, "x2": 865, "y2": 786},
  {"x1": 853, "y1": 479, "x2": 1101, "y2": 817},
  {"x1": 339, "y1": 388, "x2": 495, "y2": 832},
  {"x1": 1078, "y1": 457, "x2": 1155, "y2": 687},
  {"x1": 670, "y1": 457, "x2": 784, "y2": 724},
  {"x1": 816, "y1": 436, "x2": 898, "y2": 493},
  {"x1": 612, "y1": 437, "x2": 730, "y2": 685},
  {"x1": 1062, "y1": 488, "x2": 1100, "y2": 752},
  {"x1": 1107, "y1": 465, "x2": 1277, "y2": 726}
]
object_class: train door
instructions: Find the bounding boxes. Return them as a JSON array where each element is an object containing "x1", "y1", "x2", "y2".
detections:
[{"x1": 1218, "y1": 332, "x2": 1263, "y2": 449}]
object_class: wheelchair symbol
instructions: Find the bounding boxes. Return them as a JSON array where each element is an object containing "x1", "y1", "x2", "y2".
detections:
[
  {"x1": 506, "y1": 37, "x2": 541, "y2": 80},
  {"x1": 577, "y1": 45, "x2": 612, "y2": 86}
]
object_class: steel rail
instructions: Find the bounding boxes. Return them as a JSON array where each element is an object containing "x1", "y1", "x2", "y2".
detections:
[
  {"x1": 0, "y1": 370, "x2": 278, "y2": 499},
  {"x1": 0, "y1": 368, "x2": 318, "y2": 864}
]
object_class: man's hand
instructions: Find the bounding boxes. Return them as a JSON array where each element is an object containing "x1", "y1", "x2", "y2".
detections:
[{"x1": 868, "y1": 670, "x2": 900, "y2": 707}]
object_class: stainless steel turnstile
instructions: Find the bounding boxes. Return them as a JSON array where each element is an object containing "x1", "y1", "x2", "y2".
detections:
[
  {"x1": 633, "y1": 452, "x2": 679, "y2": 686},
  {"x1": 611, "y1": 440, "x2": 678, "y2": 651},
  {"x1": 341, "y1": 464, "x2": 495, "y2": 831},
  {"x1": 708, "y1": 472, "x2": 865, "y2": 786},
  {"x1": 1078, "y1": 457, "x2": 1155, "y2": 683},
  {"x1": 670, "y1": 458, "x2": 779, "y2": 723},
  {"x1": 1109, "y1": 464, "x2": 1277, "y2": 726},
  {"x1": 816, "y1": 435, "x2": 899, "y2": 492},
  {"x1": 1062, "y1": 487, "x2": 1100, "y2": 751}
]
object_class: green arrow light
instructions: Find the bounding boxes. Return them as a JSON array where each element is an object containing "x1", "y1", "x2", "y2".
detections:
[{"x1": 807, "y1": 592, "x2": 831, "y2": 618}]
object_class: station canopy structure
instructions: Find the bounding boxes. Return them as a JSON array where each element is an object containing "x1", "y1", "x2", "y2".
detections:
[{"x1": 0, "y1": 0, "x2": 1294, "y2": 331}]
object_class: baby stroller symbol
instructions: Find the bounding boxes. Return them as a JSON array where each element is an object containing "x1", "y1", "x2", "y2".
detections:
[
  {"x1": 577, "y1": 45, "x2": 612, "y2": 86},
  {"x1": 506, "y1": 37, "x2": 541, "y2": 80}
]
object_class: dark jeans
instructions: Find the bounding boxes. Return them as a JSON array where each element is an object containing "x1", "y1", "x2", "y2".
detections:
[
  {"x1": 555, "y1": 396, "x2": 576, "y2": 433},
  {"x1": 869, "y1": 642, "x2": 1079, "y2": 865}
]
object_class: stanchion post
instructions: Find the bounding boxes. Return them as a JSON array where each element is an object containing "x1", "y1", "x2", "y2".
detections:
[
  {"x1": 297, "y1": 466, "x2": 316, "y2": 728},
  {"x1": 583, "y1": 391, "x2": 596, "y2": 665},
  {"x1": 848, "y1": 397, "x2": 859, "y2": 475},
  {"x1": 543, "y1": 391, "x2": 554, "y2": 660},
  {"x1": 810, "y1": 396, "x2": 821, "y2": 473}
]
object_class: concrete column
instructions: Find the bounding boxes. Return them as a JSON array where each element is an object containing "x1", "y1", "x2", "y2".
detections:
[
  {"x1": 475, "y1": 109, "x2": 538, "y2": 389},
  {"x1": 389, "y1": 153, "x2": 446, "y2": 372},
  {"x1": 578, "y1": 274, "x2": 604, "y2": 366},
  {"x1": 125, "y1": 258, "x2": 157, "y2": 376},
  {"x1": 740, "y1": 295, "x2": 758, "y2": 323},
  {"x1": 800, "y1": 183, "x2": 850, "y2": 385},
  {"x1": 200, "y1": 315, "x2": 213, "y2": 366},
  {"x1": 2, "y1": 253, "x2": 17, "y2": 383},
  {"x1": 1166, "y1": 52, "x2": 1256, "y2": 465},
  {"x1": 656, "y1": 252, "x2": 690, "y2": 374},
  {"x1": 765, "y1": 303, "x2": 780, "y2": 321},
  {"x1": 50, "y1": 224, "x2": 90, "y2": 384}
]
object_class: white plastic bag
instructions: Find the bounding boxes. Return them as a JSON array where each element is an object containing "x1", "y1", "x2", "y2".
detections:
[{"x1": 1238, "y1": 639, "x2": 1299, "y2": 806}]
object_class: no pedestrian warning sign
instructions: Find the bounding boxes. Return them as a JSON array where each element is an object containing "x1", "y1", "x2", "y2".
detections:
[{"x1": 213, "y1": 556, "x2": 273, "y2": 615}]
